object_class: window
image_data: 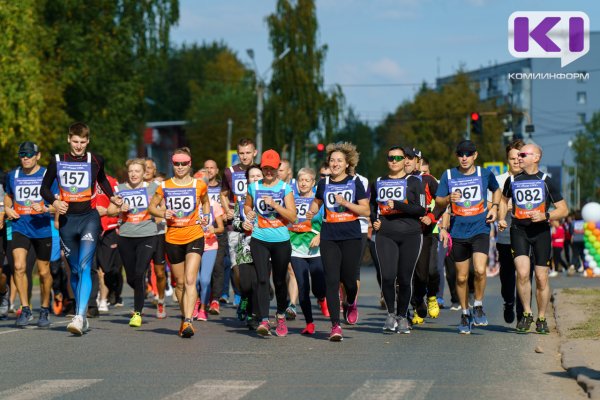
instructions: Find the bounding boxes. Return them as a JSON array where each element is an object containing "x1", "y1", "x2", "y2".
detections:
[
  {"x1": 577, "y1": 92, "x2": 587, "y2": 104},
  {"x1": 578, "y1": 113, "x2": 586, "y2": 124}
]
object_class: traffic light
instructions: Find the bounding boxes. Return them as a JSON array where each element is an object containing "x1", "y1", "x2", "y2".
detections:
[
  {"x1": 470, "y1": 112, "x2": 483, "y2": 135},
  {"x1": 316, "y1": 143, "x2": 325, "y2": 160}
]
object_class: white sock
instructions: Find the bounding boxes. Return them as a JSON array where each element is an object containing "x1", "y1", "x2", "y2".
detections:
[{"x1": 474, "y1": 300, "x2": 483, "y2": 307}]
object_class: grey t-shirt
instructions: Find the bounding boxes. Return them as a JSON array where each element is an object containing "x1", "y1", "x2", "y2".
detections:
[
  {"x1": 116, "y1": 182, "x2": 159, "y2": 238},
  {"x1": 496, "y1": 172, "x2": 512, "y2": 245}
]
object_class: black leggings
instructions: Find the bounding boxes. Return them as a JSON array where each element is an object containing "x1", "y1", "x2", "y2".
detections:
[
  {"x1": 369, "y1": 238, "x2": 382, "y2": 290},
  {"x1": 571, "y1": 241, "x2": 584, "y2": 269},
  {"x1": 238, "y1": 263, "x2": 258, "y2": 316},
  {"x1": 117, "y1": 235, "x2": 158, "y2": 312},
  {"x1": 291, "y1": 256, "x2": 326, "y2": 324},
  {"x1": 552, "y1": 247, "x2": 568, "y2": 271},
  {"x1": 412, "y1": 234, "x2": 440, "y2": 304},
  {"x1": 376, "y1": 232, "x2": 422, "y2": 317},
  {"x1": 50, "y1": 259, "x2": 69, "y2": 298},
  {"x1": 250, "y1": 238, "x2": 291, "y2": 320},
  {"x1": 321, "y1": 239, "x2": 361, "y2": 325},
  {"x1": 211, "y1": 234, "x2": 228, "y2": 301}
]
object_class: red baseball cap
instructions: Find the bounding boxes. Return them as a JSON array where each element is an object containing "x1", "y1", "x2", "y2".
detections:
[{"x1": 261, "y1": 149, "x2": 281, "y2": 169}]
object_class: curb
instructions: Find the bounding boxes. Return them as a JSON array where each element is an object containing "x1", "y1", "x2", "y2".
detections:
[{"x1": 553, "y1": 289, "x2": 600, "y2": 399}]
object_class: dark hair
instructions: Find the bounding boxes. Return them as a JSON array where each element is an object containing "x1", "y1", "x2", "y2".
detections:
[
  {"x1": 319, "y1": 162, "x2": 329, "y2": 171},
  {"x1": 68, "y1": 122, "x2": 90, "y2": 138},
  {"x1": 238, "y1": 138, "x2": 256, "y2": 149},
  {"x1": 505, "y1": 139, "x2": 525, "y2": 157},
  {"x1": 420, "y1": 156, "x2": 429, "y2": 166},
  {"x1": 245, "y1": 164, "x2": 262, "y2": 181}
]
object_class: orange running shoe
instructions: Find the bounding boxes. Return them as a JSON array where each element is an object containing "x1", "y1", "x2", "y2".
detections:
[{"x1": 179, "y1": 320, "x2": 195, "y2": 338}]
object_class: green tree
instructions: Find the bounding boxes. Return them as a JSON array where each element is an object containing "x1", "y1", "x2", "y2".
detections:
[
  {"x1": 334, "y1": 108, "x2": 376, "y2": 178},
  {"x1": 264, "y1": 0, "x2": 343, "y2": 169},
  {"x1": 573, "y1": 111, "x2": 600, "y2": 203}
]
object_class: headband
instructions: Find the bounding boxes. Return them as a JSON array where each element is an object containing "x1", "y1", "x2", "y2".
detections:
[{"x1": 172, "y1": 153, "x2": 191, "y2": 163}]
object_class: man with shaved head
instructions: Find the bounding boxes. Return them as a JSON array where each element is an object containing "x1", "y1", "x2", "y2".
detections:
[{"x1": 498, "y1": 142, "x2": 568, "y2": 334}]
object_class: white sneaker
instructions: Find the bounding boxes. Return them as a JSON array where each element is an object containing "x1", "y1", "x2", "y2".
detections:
[
  {"x1": 98, "y1": 299, "x2": 109, "y2": 312},
  {"x1": 67, "y1": 315, "x2": 84, "y2": 336},
  {"x1": 83, "y1": 317, "x2": 90, "y2": 333},
  {"x1": 548, "y1": 270, "x2": 559, "y2": 278},
  {"x1": 165, "y1": 285, "x2": 173, "y2": 297}
]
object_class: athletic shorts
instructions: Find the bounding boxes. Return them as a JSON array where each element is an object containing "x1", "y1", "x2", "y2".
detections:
[
  {"x1": 11, "y1": 231, "x2": 52, "y2": 261},
  {"x1": 165, "y1": 237, "x2": 205, "y2": 265},
  {"x1": 451, "y1": 233, "x2": 490, "y2": 263},
  {"x1": 510, "y1": 224, "x2": 552, "y2": 267},
  {"x1": 96, "y1": 229, "x2": 122, "y2": 274},
  {"x1": 153, "y1": 233, "x2": 166, "y2": 265}
]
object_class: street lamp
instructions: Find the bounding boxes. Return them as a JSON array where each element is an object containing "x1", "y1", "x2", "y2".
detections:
[
  {"x1": 247, "y1": 48, "x2": 290, "y2": 160},
  {"x1": 562, "y1": 140, "x2": 575, "y2": 209}
]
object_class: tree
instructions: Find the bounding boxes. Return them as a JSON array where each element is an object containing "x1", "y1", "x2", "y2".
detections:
[
  {"x1": 264, "y1": 0, "x2": 343, "y2": 169},
  {"x1": 334, "y1": 108, "x2": 376, "y2": 178},
  {"x1": 573, "y1": 111, "x2": 600, "y2": 203}
]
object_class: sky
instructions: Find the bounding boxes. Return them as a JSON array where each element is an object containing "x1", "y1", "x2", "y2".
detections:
[{"x1": 170, "y1": 0, "x2": 599, "y2": 126}]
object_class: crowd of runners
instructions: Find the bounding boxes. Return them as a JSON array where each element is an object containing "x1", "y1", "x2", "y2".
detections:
[{"x1": 0, "y1": 122, "x2": 582, "y2": 340}]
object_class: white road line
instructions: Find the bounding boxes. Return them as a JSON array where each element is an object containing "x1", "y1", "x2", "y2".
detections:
[
  {"x1": 163, "y1": 379, "x2": 266, "y2": 400},
  {"x1": 0, "y1": 321, "x2": 70, "y2": 335},
  {"x1": 347, "y1": 379, "x2": 434, "y2": 400},
  {"x1": 0, "y1": 379, "x2": 102, "y2": 400}
]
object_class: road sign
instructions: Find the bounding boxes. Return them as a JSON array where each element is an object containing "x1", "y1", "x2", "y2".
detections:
[
  {"x1": 484, "y1": 162, "x2": 506, "y2": 176},
  {"x1": 227, "y1": 150, "x2": 239, "y2": 168}
]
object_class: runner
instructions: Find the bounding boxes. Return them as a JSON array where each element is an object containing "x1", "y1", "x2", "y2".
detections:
[
  {"x1": 4, "y1": 142, "x2": 58, "y2": 328},
  {"x1": 436, "y1": 140, "x2": 500, "y2": 334},
  {"x1": 149, "y1": 147, "x2": 210, "y2": 338},
  {"x1": 307, "y1": 142, "x2": 370, "y2": 341},
  {"x1": 498, "y1": 143, "x2": 568, "y2": 334},
  {"x1": 371, "y1": 146, "x2": 426, "y2": 333},
  {"x1": 41, "y1": 123, "x2": 123, "y2": 335},
  {"x1": 244, "y1": 150, "x2": 296, "y2": 337},
  {"x1": 289, "y1": 167, "x2": 327, "y2": 335},
  {"x1": 569, "y1": 211, "x2": 585, "y2": 274},
  {"x1": 108, "y1": 158, "x2": 160, "y2": 327}
]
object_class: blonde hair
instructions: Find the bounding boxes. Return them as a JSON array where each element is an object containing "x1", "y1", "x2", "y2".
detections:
[
  {"x1": 125, "y1": 158, "x2": 146, "y2": 172},
  {"x1": 173, "y1": 147, "x2": 192, "y2": 157},
  {"x1": 326, "y1": 142, "x2": 359, "y2": 175},
  {"x1": 297, "y1": 167, "x2": 316, "y2": 180}
]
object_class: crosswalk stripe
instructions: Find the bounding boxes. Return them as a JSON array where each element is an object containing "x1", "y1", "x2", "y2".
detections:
[
  {"x1": 163, "y1": 379, "x2": 266, "y2": 400},
  {"x1": 347, "y1": 379, "x2": 434, "y2": 400},
  {"x1": 0, "y1": 379, "x2": 102, "y2": 400}
]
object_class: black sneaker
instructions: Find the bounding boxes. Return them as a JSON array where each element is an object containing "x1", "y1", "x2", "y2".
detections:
[
  {"x1": 16, "y1": 306, "x2": 33, "y2": 327},
  {"x1": 516, "y1": 313, "x2": 534, "y2": 333},
  {"x1": 535, "y1": 318, "x2": 549, "y2": 334},
  {"x1": 415, "y1": 300, "x2": 428, "y2": 318},
  {"x1": 503, "y1": 302, "x2": 515, "y2": 324},
  {"x1": 37, "y1": 307, "x2": 51, "y2": 328},
  {"x1": 0, "y1": 285, "x2": 9, "y2": 319},
  {"x1": 87, "y1": 306, "x2": 99, "y2": 318}
]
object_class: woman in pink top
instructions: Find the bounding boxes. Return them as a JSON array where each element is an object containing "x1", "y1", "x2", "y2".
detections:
[{"x1": 550, "y1": 220, "x2": 568, "y2": 276}]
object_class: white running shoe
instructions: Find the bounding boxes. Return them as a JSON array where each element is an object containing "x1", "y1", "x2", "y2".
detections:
[
  {"x1": 67, "y1": 315, "x2": 84, "y2": 336},
  {"x1": 98, "y1": 299, "x2": 109, "y2": 312}
]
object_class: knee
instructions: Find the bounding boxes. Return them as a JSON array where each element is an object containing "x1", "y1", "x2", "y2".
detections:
[
  {"x1": 38, "y1": 268, "x2": 52, "y2": 281},
  {"x1": 154, "y1": 268, "x2": 166, "y2": 280},
  {"x1": 13, "y1": 263, "x2": 26, "y2": 274},
  {"x1": 456, "y1": 274, "x2": 468, "y2": 285}
]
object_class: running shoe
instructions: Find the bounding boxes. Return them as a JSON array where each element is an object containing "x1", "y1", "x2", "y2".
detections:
[
  {"x1": 209, "y1": 300, "x2": 220, "y2": 315},
  {"x1": 83, "y1": 317, "x2": 90, "y2": 333},
  {"x1": 256, "y1": 320, "x2": 271, "y2": 336},
  {"x1": 346, "y1": 301, "x2": 358, "y2": 325},
  {"x1": 318, "y1": 298, "x2": 330, "y2": 317},
  {"x1": 427, "y1": 296, "x2": 440, "y2": 318},
  {"x1": 98, "y1": 299, "x2": 109, "y2": 313},
  {"x1": 37, "y1": 307, "x2": 51, "y2": 328},
  {"x1": 301, "y1": 322, "x2": 315, "y2": 335},
  {"x1": 51, "y1": 295, "x2": 62, "y2": 316},
  {"x1": 9, "y1": 304, "x2": 17, "y2": 314},
  {"x1": 87, "y1": 306, "x2": 99, "y2": 318},
  {"x1": 233, "y1": 294, "x2": 241, "y2": 307},
  {"x1": 0, "y1": 286, "x2": 9, "y2": 319},
  {"x1": 16, "y1": 306, "x2": 32, "y2": 327},
  {"x1": 328, "y1": 323, "x2": 343, "y2": 341},
  {"x1": 219, "y1": 295, "x2": 229, "y2": 304},
  {"x1": 472, "y1": 306, "x2": 488, "y2": 326},
  {"x1": 192, "y1": 299, "x2": 201, "y2": 320},
  {"x1": 411, "y1": 309, "x2": 424, "y2": 325},
  {"x1": 129, "y1": 312, "x2": 142, "y2": 327},
  {"x1": 548, "y1": 270, "x2": 558, "y2": 278},
  {"x1": 165, "y1": 284, "x2": 174, "y2": 297},
  {"x1": 179, "y1": 319, "x2": 195, "y2": 338},
  {"x1": 246, "y1": 316, "x2": 259, "y2": 331},
  {"x1": 450, "y1": 302, "x2": 461, "y2": 311},
  {"x1": 415, "y1": 300, "x2": 428, "y2": 318},
  {"x1": 237, "y1": 297, "x2": 248, "y2": 321},
  {"x1": 383, "y1": 313, "x2": 398, "y2": 334},
  {"x1": 503, "y1": 302, "x2": 515, "y2": 324},
  {"x1": 437, "y1": 297, "x2": 445, "y2": 309},
  {"x1": 397, "y1": 316, "x2": 410, "y2": 334},
  {"x1": 285, "y1": 303, "x2": 297, "y2": 321},
  {"x1": 67, "y1": 315, "x2": 85, "y2": 336},
  {"x1": 156, "y1": 302, "x2": 167, "y2": 319},
  {"x1": 114, "y1": 297, "x2": 124, "y2": 307},
  {"x1": 458, "y1": 313, "x2": 472, "y2": 334},
  {"x1": 535, "y1": 317, "x2": 549, "y2": 334},
  {"x1": 275, "y1": 315, "x2": 288, "y2": 337},
  {"x1": 516, "y1": 312, "x2": 534, "y2": 333},
  {"x1": 197, "y1": 309, "x2": 208, "y2": 322}
]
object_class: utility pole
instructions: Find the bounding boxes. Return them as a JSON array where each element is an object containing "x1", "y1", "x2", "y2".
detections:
[{"x1": 226, "y1": 118, "x2": 233, "y2": 158}]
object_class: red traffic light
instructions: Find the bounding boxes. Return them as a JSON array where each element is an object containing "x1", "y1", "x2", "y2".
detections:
[
  {"x1": 470, "y1": 112, "x2": 480, "y2": 121},
  {"x1": 316, "y1": 143, "x2": 325, "y2": 151}
]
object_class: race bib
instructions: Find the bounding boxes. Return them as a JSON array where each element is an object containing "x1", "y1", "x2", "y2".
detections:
[
  {"x1": 255, "y1": 188, "x2": 286, "y2": 228},
  {"x1": 119, "y1": 187, "x2": 150, "y2": 224},
  {"x1": 512, "y1": 179, "x2": 546, "y2": 219},
  {"x1": 289, "y1": 196, "x2": 313, "y2": 232},
  {"x1": 376, "y1": 178, "x2": 406, "y2": 216},
  {"x1": 448, "y1": 173, "x2": 484, "y2": 217},
  {"x1": 164, "y1": 187, "x2": 197, "y2": 226},
  {"x1": 208, "y1": 186, "x2": 222, "y2": 205},
  {"x1": 324, "y1": 178, "x2": 357, "y2": 223},
  {"x1": 232, "y1": 171, "x2": 248, "y2": 197},
  {"x1": 56, "y1": 154, "x2": 92, "y2": 203},
  {"x1": 14, "y1": 174, "x2": 44, "y2": 215}
]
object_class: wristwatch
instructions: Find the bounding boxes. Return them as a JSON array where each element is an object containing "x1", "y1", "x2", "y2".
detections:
[{"x1": 545, "y1": 212, "x2": 550, "y2": 221}]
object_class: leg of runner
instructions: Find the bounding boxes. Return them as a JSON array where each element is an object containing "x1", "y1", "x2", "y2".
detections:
[
  {"x1": 12, "y1": 247, "x2": 33, "y2": 326},
  {"x1": 291, "y1": 257, "x2": 313, "y2": 332},
  {"x1": 285, "y1": 264, "x2": 298, "y2": 320},
  {"x1": 497, "y1": 243, "x2": 516, "y2": 323},
  {"x1": 197, "y1": 249, "x2": 217, "y2": 321},
  {"x1": 309, "y1": 257, "x2": 327, "y2": 318}
]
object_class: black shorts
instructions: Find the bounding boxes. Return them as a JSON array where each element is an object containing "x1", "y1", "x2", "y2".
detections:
[
  {"x1": 96, "y1": 229, "x2": 122, "y2": 274},
  {"x1": 11, "y1": 231, "x2": 52, "y2": 261},
  {"x1": 153, "y1": 233, "x2": 166, "y2": 265},
  {"x1": 510, "y1": 224, "x2": 552, "y2": 267},
  {"x1": 451, "y1": 233, "x2": 490, "y2": 263},
  {"x1": 165, "y1": 237, "x2": 205, "y2": 265}
]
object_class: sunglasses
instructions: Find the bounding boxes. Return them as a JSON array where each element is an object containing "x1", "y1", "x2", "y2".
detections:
[
  {"x1": 387, "y1": 155, "x2": 405, "y2": 162},
  {"x1": 456, "y1": 151, "x2": 474, "y2": 158},
  {"x1": 19, "y1": 152, "x2": 37, "y2": 158},
  {"x1": 172, "y1": 161, "x2": 190, "y2": 167},
  {"x1": 517, "y1": 152, "x2": 535, "y2": 158}
]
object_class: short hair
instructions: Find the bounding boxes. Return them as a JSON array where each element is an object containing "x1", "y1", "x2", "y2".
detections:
[
  {"x1": 245, "y1": 164, "x2": 262, "y2": 181},
  {"x1": 319, "y1": 162, "x2": 330, "y2": 171},
  {"x1": 173, "y1": 147, "x2": 192, "y2": 157},
  {"x1": 326, "y1": 142, "x2": 359, "y2": 175},
  {"x1": 155, "y1": 171, "x2": 167, "y2": 180},
  {"x1": 297, "y1": 167, "x2": 316, "y2": 180},
  {"x1": 280, "y1": 159, "x2": 291, "y2": 167},
  {"x1": 420, "y1": 156, "x2": 429, "y2": 166},
  {"x1": 238, "y1": 138, "x2": 256, "y2": 149},
  {"x1": 68, "y1": 122, "x2": 90, "y2": 138},
  {"x1": 505, "y1": 139, "x2": 525, "y2": 157},
  {"x1": 125, "y1": 158, "x2": 146, "y2": 172}
]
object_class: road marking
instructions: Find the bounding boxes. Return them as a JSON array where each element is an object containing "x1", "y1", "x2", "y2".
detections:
[
  {"x1": 0, "y1": 321, "x2": 70, "y2": 335},
  {"x1": 347, "y1": 379, "x2": 434, "y2": 400},
  {"x1": 0, "y1": 379, "x2": 102, "y2": 400},
  {"x1": 163, "y1": 379, "x2": 266, "y2": 400}
]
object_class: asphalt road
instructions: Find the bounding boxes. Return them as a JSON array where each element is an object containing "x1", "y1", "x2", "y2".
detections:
[{"x1": 0, "y1": 267, "x2": 593, "y2": 400}]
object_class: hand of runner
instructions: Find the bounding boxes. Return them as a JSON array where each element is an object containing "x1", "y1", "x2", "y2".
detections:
[
  {"x1": 164, "y1": 209, "x2": 174, "y2": 219},
  {"x1": 110, "y1": 195, "x2": 123, "y2": 207},
  {"x1": 373, "y1": 219, "x2": 381, "y2": 231},
  {"x1": 485, "y1": 208, "x2": 497, "y2": 223},
  {"x1": 31, "y1": 203, "x2": 44, "y2": 213},
  {"x1": 309, "y1": 234, "x2": 321, "y2": 248},
  {"x1": 450, "y1": 191, "x2": 461, "y2": 203},
  {"x1": 334, "y1": 194, "x2": 347, "y2": 207},
  {"x1": 420, "y1": 215, "x2": 432, "y2": 225},
  {"x1": 530, "y1": 210, "x2": 546, "y2": 223},
  {"x1": 262, "y1": 195, "x2": 274, "y2": 208},
  {"x1": 498, "y1": 219, "x2": 507, "y2": 232},
  {"x1": 242, "y1": 220, "x2": 253, "y2": 231},
  {"x1": 439, "y1": 229, "x2": 450, "y2": 248},
  {"x1": 246, "y1": 210, "x2": 256, "y2": 221},
  {"x1": 5, "y1": 207, "x2": 20, "y2": 220},
  {"x1": 53, "y1": 200, "x2": 69, "y2": 215},
  {"x1": 386, "y1": 200, "x2": 394, "y2": 209},
  {"x1": 226, "y1": 208, "x2": 234, "y2": 220},
  {"x1": 120, "y1": 202, "x2": 130, "y2": 213}
]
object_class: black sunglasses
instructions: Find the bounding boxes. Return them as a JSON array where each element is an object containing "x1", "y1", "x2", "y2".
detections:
[
  {"x1": 173, "y1": 161, "x2": 190, "y2": 167},
  {"x1": 387, "y1": 155, "x2": 405, "y2": 162},
  {"x1": 19, "y1": 152, "x2": 37, "y2": 158},
  {"x1": 456, "y1": 151, "x2": 474, "y2": 158}
]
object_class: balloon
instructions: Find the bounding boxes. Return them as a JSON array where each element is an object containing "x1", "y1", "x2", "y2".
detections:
[
  {"x1": 584, "y1": 248, "x2": 590, "y2": 255},
  {"x1": 582, "y1": 202, "x2": 600, "y2": 222},
  {"x1": 590, "y1": 260, "x2": 598, "y2": 268},
  {"x1": 597, "y1": 222, "x2": 600, "y2": 229},
  {"x1": 594, "y1": 267, "x2": 600, "y2": 276},
  {"x1": 588, "y1": 221, "x2": 597, "y2": 230},
  {"x1": 595, "y1": 229, "x2": 600, "y2": 236},
  {"x1": 586, "y1": 268, "x2": 595, "y2": 277},
  {"x1": 586, "y1": 254, "x2": 593, "y2": 262}
]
